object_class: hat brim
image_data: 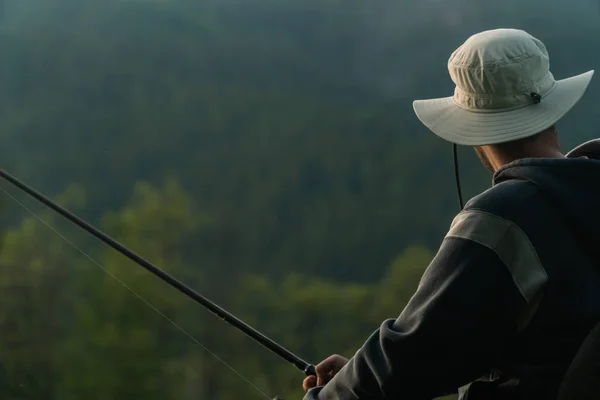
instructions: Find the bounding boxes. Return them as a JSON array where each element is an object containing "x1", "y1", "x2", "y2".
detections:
[{"x1": 413, "y1": 70, "x2": 595, "y2": 146}]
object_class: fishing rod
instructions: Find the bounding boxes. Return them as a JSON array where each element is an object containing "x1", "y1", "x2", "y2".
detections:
[{"x1": 0, "y1": 168, "x2": 316, "y2": 398}]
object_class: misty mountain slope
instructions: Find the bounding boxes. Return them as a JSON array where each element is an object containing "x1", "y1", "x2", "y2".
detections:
[{"x1": 0, "y1": 0, "x2": 597, "y2": 281}]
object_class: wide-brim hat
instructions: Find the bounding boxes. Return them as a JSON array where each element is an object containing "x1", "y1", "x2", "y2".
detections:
[{"x1": 413, "y1": 29, "x2": 594, "y2": 146}]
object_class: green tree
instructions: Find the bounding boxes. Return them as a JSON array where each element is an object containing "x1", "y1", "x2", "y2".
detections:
[
  {"x1": 54, "y1": 178, "x2": 211, "y2": 399},
  {"x1": 0, "y1": 184, "x2": 88, "y2": 398}
]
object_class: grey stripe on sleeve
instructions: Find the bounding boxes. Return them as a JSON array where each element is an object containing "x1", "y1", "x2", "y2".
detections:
[{"x1": 446, "y1": 209, "x2": 548, "y2": 304}]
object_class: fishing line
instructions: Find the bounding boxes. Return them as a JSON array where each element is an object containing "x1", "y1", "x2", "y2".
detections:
[
  {"x1": 0, "y1": 168, "x2": 315, "y2": 380},
  {"x1": 0, "y1": 185, "x2": 273, "y2": 400}
]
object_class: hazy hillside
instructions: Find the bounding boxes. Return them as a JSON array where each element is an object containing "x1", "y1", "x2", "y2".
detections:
[{"x1": 0, "y1": 0, "x2": 598, "y2": 282}]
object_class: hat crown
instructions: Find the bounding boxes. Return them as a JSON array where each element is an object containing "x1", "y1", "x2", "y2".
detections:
[{"x1": 449, "y1": 29, "x2": 556, "y2": 111}]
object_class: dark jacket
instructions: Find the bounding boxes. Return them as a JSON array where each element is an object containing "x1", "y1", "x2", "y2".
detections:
[{"x1": 304, "y1": 139, "x2": 600, "y2": 400}]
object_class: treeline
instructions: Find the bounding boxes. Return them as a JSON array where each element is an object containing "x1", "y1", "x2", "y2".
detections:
[{"x1": 0, "y1": 180, "x2": 441, "y2": 399}]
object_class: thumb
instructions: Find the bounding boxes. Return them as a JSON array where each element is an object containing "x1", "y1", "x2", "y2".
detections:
[{"x1": 302, "y1": 375, "x2": 317, "y2": 392}]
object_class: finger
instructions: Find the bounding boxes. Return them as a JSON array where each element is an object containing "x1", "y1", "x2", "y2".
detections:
[
  {"x1": 315, "y1": 364, "x2": 329, "y2": 377},
  {"x1": 315, "y1": 355, "x2": 337, "y2": 376},
  {"x1": 319, "y1": 369, "x2": 339, "y2": 386},
  {"x1": 316, "y1": 375, "x2": 326, "y2": 387},
  {"x1": 302, "y1": 376, "x2": 317, "y2": 392},
  {"x1": 316, "y1": 355, "x2": 344, "y2": 376},
  {"x1": 315, "y1": 366, "x2": 332, "y2": 386}
]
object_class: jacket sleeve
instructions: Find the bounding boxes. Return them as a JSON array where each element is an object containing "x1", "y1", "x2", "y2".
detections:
[{"x1": 303, "y1": 213, "x2": 547, "y2": 400}]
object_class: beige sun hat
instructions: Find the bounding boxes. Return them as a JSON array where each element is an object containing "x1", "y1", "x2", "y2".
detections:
[{"x1": 413, "y1": 28, "x2": 594, "y2": 146}]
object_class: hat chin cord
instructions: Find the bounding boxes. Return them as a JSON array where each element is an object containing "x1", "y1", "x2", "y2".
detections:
[{"x1": 453, "y1": 143, "x2": 465, "y2": 211}]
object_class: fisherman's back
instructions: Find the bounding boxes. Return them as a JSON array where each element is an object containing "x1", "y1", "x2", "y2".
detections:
[{"x1": 458, "y1": 154, "x2": 600, "y2": 399}]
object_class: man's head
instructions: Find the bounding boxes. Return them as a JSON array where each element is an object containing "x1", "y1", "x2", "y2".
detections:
[
  {"x1": 412, "y1": 29, "x2": 594, "y2": 159},
  {"x1": 474, "y1": 125, "x2": 562, "y2": 173}
]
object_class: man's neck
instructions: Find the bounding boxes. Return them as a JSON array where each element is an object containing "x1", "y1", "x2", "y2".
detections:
[{"x1": 491, "y1": 149, "x2": 565, "y2": 172}]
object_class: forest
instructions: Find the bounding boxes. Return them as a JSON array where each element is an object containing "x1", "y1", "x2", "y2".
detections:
[{"x1": 0, "y1": 0, "x2": 598, "y2": 399}]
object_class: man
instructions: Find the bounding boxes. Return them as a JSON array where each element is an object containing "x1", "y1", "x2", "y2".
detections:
[{"x1": 302, "y1": 28, "x2": 598, "y2": 399}]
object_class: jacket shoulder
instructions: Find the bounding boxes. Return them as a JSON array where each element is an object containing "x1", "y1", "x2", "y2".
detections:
[{"x1": 464, "y1": 179, "x2": 543, "y2": 219}]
